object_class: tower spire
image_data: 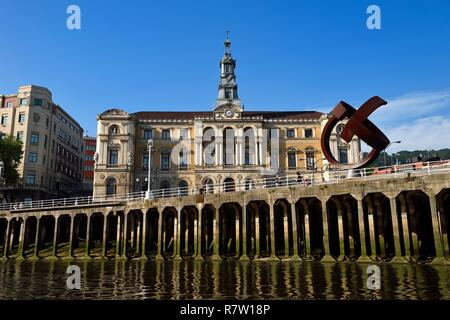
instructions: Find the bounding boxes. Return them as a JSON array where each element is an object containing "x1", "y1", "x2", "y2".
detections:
[{"x1": 215, "y1": 32, "x2": 241, "y2": 109}]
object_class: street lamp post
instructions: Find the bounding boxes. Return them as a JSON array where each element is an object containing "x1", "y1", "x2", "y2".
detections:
[
  {"x1": 145, "y1": 139, "x2": 153, "y2": 200},
  {"x1": 384, "y1": 140, "x2": 401, "y2": 167}
]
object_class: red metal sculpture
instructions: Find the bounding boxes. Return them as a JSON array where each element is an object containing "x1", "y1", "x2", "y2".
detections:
[{"x1": 321, "y1": 96, "x2": 390, "y2": 169}]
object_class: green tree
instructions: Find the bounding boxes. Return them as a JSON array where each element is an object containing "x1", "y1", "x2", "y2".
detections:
[{"x1": 0, "y1": 135, "x2": 23, "y2": 186}]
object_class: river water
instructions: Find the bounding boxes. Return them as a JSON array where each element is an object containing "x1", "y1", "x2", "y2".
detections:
[{"x1": 0, "y1": 260, "x2": 448, "y2": 300}]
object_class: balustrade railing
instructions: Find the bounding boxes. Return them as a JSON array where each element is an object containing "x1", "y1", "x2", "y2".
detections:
[{"x1": 1, "y1": 160, "x2": 449, "y2": 212}]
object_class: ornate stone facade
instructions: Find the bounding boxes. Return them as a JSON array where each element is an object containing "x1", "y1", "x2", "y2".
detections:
[{"x1": 93, "y1": 37, "x2": 360, "y2": 197}]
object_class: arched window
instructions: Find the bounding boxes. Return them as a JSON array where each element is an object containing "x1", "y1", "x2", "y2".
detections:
[
  {"x1": 223, "y1": 177, "x2": 235, "y2": 192},
  {"x1": 223, "y1": 127, "x2": 235, "y2": 165},
  {"x1": 178, "y1": 180, "x2": 188, "y2": 196},
  {"x1": 287, "y1": 147, "x2": 297, "y2": 169},
  {"x1": 203, "y1": 127, "x2": 215, "y2": 165},
  {"x1": 243, "y1": 127, "x2": 255, "y2": 165},
  {"x1": 203, "y1": 178, "x2": 214, "y2": 194},
  {"x1": 106, "y1": 178, "x2": 117, "y2": 196},
  {"x1": 160, "y1": 180, "x2": 170, "y2": 197},
  {"x1": 160, "y1": 180, "x2": 170, "y2": 189}
]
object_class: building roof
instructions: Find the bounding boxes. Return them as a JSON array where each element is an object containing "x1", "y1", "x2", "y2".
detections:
[{"x1": 131, "y1": 111, "x2": 324, "y2": 121}]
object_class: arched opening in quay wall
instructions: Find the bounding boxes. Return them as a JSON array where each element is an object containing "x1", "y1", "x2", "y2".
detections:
[
  {"x1": 72, "y1": 214, "x2": 88, "y2": 257},
  {"x1": 162, "y1": 207, "x2": 177, "y2": 259},
  {"x1": 4, "y1": 217, "x2": 24, "y2": 258},
  {"x1": 274, "y1": 199, "x2": 294, "y2": 258},
  {"x1": 88, "y1": 212, "x2": 105, "y2": 257},
  {"x1": 23, "y1": 216, "x2": 37, "y2": 258},
  {"x1": 437, "y1": 189, "x2": 450, "y2": 259},
  {"x1": 125, "y1": 210, "x2": 143, "y2": 259},
  {"x1": 219, "y1": 202, "x2": 242, "y2": 259},
  {"x1": 146, "y1": 208, "x2": 160, "y2": 258},
  {"x1": 180, "y1": 206, "x2": 198, "y2": 258},
  {"x1": 36, "y1": 215, "x2": 55, "y2": 258},
  {"x1": 0, "y1": 218, "x2": 7, "y2": 258},
  {"x1": 104, "y1": 212, "x2": 118, "y2": 258},
  {"x1": 363, "y1": 193, "x2": 395, "y2": 261},
  {"x1": 296, "y1": 197, "x2": 324, "y2": 261},
  {"x1": 201, "y1": 205, "x2": 215, "y2": 258},
  {"x1": 246, "y1": 201, "x2": 271, "y2": 259},
  {"x1": 327, "y1": 195, "x2": 361, "y2": 261},
  {"x1": 396, "y1": 191, "x2": 436, "y2": 262},
  {"x1": 55, "y1": 215, "x2": 71, "y2": 257}
]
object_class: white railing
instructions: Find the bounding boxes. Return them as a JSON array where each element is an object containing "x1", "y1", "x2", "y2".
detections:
[{"x1": 1, "y1": 160, "x2": 449, "y2": 212}]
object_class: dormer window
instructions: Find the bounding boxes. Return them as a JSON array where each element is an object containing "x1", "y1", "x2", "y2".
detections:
[
  {"x1": 225, "y1": 89, "x2": 231, "y2": 99},
  {"x1": 225, "y1": 65, "x2": 231, "y2": 73}
]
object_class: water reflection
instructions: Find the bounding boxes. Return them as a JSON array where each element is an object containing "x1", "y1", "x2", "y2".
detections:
[{"x1": 0, "y1": 260, "x2": 448, "y2": 300}]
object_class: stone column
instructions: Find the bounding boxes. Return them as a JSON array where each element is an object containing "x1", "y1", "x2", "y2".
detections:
[
  {"x1": 115, "y1": 213, "x2": 122, "y2": 258},
  {"x1": 212, "y1": 206, "x2": 220, "y2": 260},
  {"x1": 337, "y1": 206, "x2": 345, "y2": 261},
  {"x1": 241, "y1": 203, "x2": 249, "y2": 260},
  {"x1": 321, "y1": 198, "x2": 334, "y2": 262},
  {"x1": 140, "y1": 211, "x2": 147, "y2": 259},
  {"x1": 51, "y1": 216, "x2": 59, "y2": 258},
  {"x1": 102, "y1": 213, "x2": 108, "y2": 257},
  {"x1": 290, "y1": 201, "x2": 301, "y2": 260},
  {"x1": 428, "y1": 192, "x2": 445, "y2": 262},
  {"x1": 283, "y1": 210, "x2": 289, "y2": 258},
  {"x1": 356, "y1": 197, "x2": 371, "y2": 262},
  {"x1": 156, "y1": 210, "x2": 164, "y2": 260},
  {"x1": 32, "y1": 217, "x2": 41, "y2": 259},
  {"x1": 84, "y1": 214, "x2": 91, "y2": 258},
  {"x1": 366, "y1": 199, "x2": 378, "y2": 260},
  {"x1": 388, "y1": 196, "x2": 404, "y2": 262},
  {"x1": 67, "y1": 215, "x2": 74, "y2": 259},
  {"x1": 17, "y1": 218, "x2": 26, "y2": 260},
  {"x1": 174, "y1": 208, "x2": 182, "y2": 260},
  {"x1": 255, "y1": 214, "x2": 260, "y2": 258},
  {"x1": 399, "y1": 196, "x2": 412, "y2": 261},
  {"x1": 122, "y1": 212, "x2": 128, "y2": 258},
  {"x1": 195, "y1": 204, "x2": 203, "y2": 260},
  {"x1": 269, "y1": 201, "x2": 278, "y2": 260}
]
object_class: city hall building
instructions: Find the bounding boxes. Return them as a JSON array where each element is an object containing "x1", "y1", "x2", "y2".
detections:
[{"x1": 93, "y1": 38, "x2": 361, "y2": 197}]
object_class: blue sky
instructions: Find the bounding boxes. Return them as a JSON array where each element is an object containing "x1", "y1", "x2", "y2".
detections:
[{"x1": 1, "y1": 0, "x2": 449, "y2": 151}]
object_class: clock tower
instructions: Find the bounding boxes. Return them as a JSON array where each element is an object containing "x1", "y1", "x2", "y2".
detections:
[{"x1": 214, "y1": 32, "x2": 242, "y2": 120}]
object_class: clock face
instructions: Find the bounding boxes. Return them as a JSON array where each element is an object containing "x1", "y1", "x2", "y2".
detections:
[{"x1": 225, "y1": 109, "x2": 234, "y2": 118}]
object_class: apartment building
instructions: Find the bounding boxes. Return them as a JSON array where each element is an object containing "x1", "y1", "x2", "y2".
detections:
[{"x1": 0, "y1": 85, "x2": 84, "y2": 202}]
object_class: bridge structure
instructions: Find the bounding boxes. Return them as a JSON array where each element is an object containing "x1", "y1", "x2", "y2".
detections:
[{"x1": 0, "y1": 161, "x2": 449, "y2": 264}]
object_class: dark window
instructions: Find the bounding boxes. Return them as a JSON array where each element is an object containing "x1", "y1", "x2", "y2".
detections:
[
  {"x1": 30, "y1": 132, "x2": 39, "y2": 144},
  {"x1": 106, "y1": 178, "x2": 116, "y2": 196},
  {"x1": 161, "y1": 129, "x2": 171, "y2": 140},
  {"x1": 18, "y1": 113, "x2": 26, "y2": 124},
  {"x1": 108, "y1": 150, "x2": 118, "y2": 165},
  {"x1": 304, "y1": 128, "x2": 313, "y2": 138},
  {"x1": 287, "y1": 129, "x2": 295, "y2": 138},
  {"x1": 288, "y1": 152, "x2": 296, "y2": 169},
  {"x1": 306, "y1": 151, "x2": 315, "y2": 169},
  {"x1": 161, "y1": 153, "x2": 170, "y2": 170},
  {"x1": 143, "y1": 154, "x2": 149, "y2": 169},
  {"x1": 33, "y1": 98, "x2": 43, "y2": 106},
  {"x1": 28, "y1": 152, "x2": 38, "y2": 163},
  {"x1": 1, "y1": 115, "x2": 8, "y2": 125},
  {"x1": 339, "y1": 148, "x2": 348, "y2": 164},
  {"x1": 143, "y1": 129, "x2": 153, "y2": 139}
]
